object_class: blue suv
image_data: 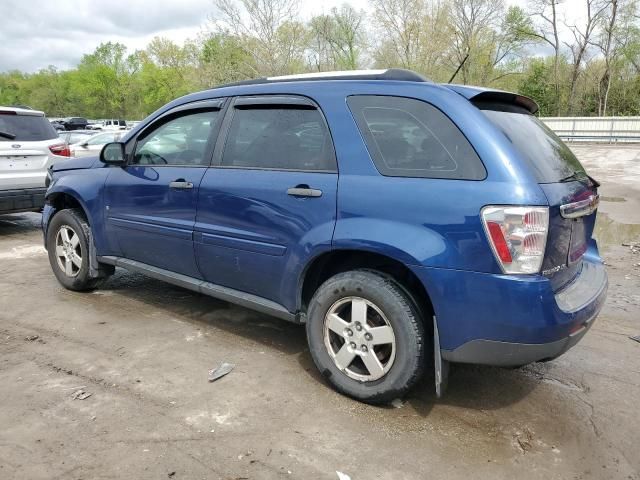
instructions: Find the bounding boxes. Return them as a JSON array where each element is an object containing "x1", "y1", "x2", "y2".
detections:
[{"x1": 42, "y1": 69, "x2": 607, "y2": 403}]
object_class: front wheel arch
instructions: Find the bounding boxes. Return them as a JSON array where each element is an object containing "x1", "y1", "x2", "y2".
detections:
[{"x1": 46, "y1": 192, "x2": 89, "y2": 224}]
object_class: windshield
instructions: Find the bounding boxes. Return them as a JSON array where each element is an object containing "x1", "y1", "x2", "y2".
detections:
[
  {"x1": 479, "y1": 104, "x2": 587, "y2": 183},
  {"x1": 0, "y1": 113, "x2": 58, "y2": 142}
]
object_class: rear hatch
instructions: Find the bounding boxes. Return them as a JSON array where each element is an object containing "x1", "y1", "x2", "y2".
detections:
[
  {"x1": 0, "y1": 109, "x2": 60, "y2": 190},
  {"x1": 473, "y1": 97, "x2": 598, "y2": 291}
]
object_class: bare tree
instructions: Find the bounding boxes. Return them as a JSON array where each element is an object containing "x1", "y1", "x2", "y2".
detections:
[
  {"x1": 528, "y1": 0, "x2": 563, "y2": 114},
  {"x1": 370, "y1": 0, "x2": 425, "y2": 69},
  {"x1": 598, "y1": 0, "x2": 620, "y2": 117},
  {"x1": 212, "y1": 0, "x2": 304, "y2": 75},
  {"x1": 308, "y1": 5, "x2": 367, "y2": 71},
  {"x1": 563, "y1": 0, "x2": 607, "y2": 114},
  {"x1": 449, "y1": 0, "x2": 505, "y2": 84}
]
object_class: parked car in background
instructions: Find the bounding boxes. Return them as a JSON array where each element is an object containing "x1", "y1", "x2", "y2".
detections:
[
  {"x1": 42, "y1": 69, "x2": 607, "y2": 404},
  {"x1": 63, "y1": 117, "x2": 89, "y2": 131},
  {"x1": 58, "y1": 130, "x2": 96, "y2": 146},
  {"x1": 87, "y1": 119, "x2": 127, "y2": 131},
  {"x1": 69, "y1": 131, "x2": 123, "y2": 158},
  {"x1": 0, "y1": 106, "x2": 70, "y2": 214},
  {"x1": 51, "y1": 120, "x2": 66, "y2": 131}
]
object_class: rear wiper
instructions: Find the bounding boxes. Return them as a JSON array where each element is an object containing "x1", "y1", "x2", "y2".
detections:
[
  {"x1": 0, "y1": 130, "x2": 16, "y2": 140},
  {"x1": 559, "y1": 171, "x2": 587, "y2": 183}
]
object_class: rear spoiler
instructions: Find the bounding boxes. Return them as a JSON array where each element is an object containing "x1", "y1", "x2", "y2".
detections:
[{"x1": 444, "y1": 85, "x2": 539, "y2": 115}]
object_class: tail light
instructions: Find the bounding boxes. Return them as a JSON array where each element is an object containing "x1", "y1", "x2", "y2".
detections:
[
  {"x1": 49, "y1": 143, "x2": 70, "y2": 157},
  {"x1": 481, "y1": 206, "x2": 549, "y2": 274}
]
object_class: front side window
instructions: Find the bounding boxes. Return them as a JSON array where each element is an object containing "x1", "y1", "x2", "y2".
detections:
[
  {"x1": 221, "y1": 105, "x2": 336, "y2": 171},
  {"x1": 348, "y1": 95, "x2": 485, "y2": 180},
  {"x1": 133, "y1": 110, "x2": 220, "y2": 166}
]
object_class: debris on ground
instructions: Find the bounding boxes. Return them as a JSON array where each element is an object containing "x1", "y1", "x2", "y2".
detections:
[
  {"x1": 390, "y1": 398, "x2": 405, "y2": 409},
  {"x1": 622, "y1": 242, "x2": 640, "y2": 253},
  {"x1": 25, "y1": 335, "x2": 39, "y2": 341},
  {"x1": 630, "y1": 335, "x2": 640, "y2": 343},
  {"x1": 167, "y1": 472, "x2": 176, "y2": 478},
  {"x1": 208, "y1": 362, "x2": 235, "y2": 382},
  {"x1": 514, "y1": 428, "x2": 534, "y2": 454},
  {"x1": 71, "y1": 389, "x2": 92, "y2": 400},
  {"x1": 336, "y1": 471, "x2": 352, "y2": 480},
  {"x1": 237, "y1": 450, "x2": 253, "y2": 460}
]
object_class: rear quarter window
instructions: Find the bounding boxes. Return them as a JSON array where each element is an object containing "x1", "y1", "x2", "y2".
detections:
[
  {"x1": 0, "y1": 113, "x2": 58, "y2": 141},
  {"x1": 347, "y1": 95, "x2": 486, "y2": 180}
]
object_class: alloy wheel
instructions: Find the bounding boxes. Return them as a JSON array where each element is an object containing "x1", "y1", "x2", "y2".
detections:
[
  {"x1": 55, "y1": 225, "x2": 82, "y2": 277},
  {"x1": 323, "y1": 296, "x2": 396, "y2": 382}
]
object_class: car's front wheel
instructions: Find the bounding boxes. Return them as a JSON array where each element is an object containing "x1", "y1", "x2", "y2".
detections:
[
  {"x1": 46, "y1": 208, "x2": 105, "y2": 291},
  {"x1": 306, "y1": 270, "x2": 427, "y2": 404}
]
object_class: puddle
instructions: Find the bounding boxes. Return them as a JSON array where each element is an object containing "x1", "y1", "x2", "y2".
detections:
[
  {"x1": 600, "y1": 196, "x2": 627, "y2": 203},
  {"x1": 594, "y1": 212, "x2": 640, "y2": 251}
]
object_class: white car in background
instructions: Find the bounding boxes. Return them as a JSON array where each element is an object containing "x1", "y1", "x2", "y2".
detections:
[
  {"x1": 0, "y1": 106, "x2": 70, "y2": 215},
  {"x1": 86, "y1": 119, "x2": 128, "y2": 131},
  {"x1": 70, "y1": 131, "x2": 124, "y2": 158}
]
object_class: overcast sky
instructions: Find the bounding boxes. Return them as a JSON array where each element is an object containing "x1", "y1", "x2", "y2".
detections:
[{"x1": 2, "y1": 0, "x2": 583, "y2": 73}]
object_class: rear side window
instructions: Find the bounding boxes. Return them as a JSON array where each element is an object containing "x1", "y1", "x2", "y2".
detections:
[
  {"x1": 477, "y1": 103, "x2": 586, "y2": 183},
  {"x1": 221, "y1": 106, "x2": 336, "y2": 171},
  {"x1": 347, "y1": 95, "x2": 485, "y2": 180},
  {"x1": 0, "y1": 113, "x2": 57, "y2": 141}
]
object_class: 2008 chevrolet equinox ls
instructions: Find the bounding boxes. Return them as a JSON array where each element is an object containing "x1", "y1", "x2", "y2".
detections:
[{"x1": 42, "y1": 69, "x2": 607, "y2": 403}]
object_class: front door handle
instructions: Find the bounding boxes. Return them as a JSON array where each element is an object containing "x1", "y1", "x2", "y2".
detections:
[
  {"x1": 287, "y1": 185, "x2": 322, "y2": 197},
  {"x1": 169, "y1": 179, "x2": 194, "y2": 189}
]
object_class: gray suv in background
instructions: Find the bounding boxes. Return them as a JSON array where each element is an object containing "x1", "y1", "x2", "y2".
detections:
[{"x1": 0, "y1": 107, "x2": 70, "y2": 214}]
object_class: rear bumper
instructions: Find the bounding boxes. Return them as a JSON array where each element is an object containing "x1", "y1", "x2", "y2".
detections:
[
  {"x1": 0, "y1": 187, "x2": 47, "y2": 214},
  {"x1": 412, "y1": 242, "x2": 608, "y2": 367},
  {"x1": 440, "y1": 304, "x2": 599, "y2": 367}
]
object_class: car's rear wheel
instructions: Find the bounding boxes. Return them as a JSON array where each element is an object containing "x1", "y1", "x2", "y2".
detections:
[
  {"x1": 46, "y1": 208, "x2": 105, "y2": 291},
  {"x1": 306, "y1": 270, "x2": 427, "y2": 404}
]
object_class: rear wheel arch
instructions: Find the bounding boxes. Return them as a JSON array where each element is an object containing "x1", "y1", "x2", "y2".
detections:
[{"x1": 299, "y1": 249, "x2": 435, "y2": 326}]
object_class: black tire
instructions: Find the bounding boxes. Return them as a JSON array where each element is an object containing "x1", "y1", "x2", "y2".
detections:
[
  {"x1": 306, "y1": 269, "x2": 428, "y2": 404},
  {"x1": 46, "y1": 208, "x2": 105, "y2": 291}
]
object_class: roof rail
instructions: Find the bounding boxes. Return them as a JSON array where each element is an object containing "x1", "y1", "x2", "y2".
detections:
[{"x1": 215, "y1": 68, "x2": 430, "y2": 89}]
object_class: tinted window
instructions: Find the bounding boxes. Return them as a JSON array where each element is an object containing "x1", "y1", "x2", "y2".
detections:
[
  {"x1": 0, "y1": 113, "x2": 58, "y2": 141},
  {"x1": 221, "y1": 106, "x2": 336, "y2": 171},
  {"x1": 348, "y1": 96, "x2": 485, "y2": 180},
  {"x1": 478, "y1": 104, "x2": 586, "y2": 183},
  {"x1": 133, "y1": 110, "x2": 220, "y2": 166}
]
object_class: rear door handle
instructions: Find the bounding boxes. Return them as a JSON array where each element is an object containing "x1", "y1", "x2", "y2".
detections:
[
  {"x1": 169, "y1": 179, "x2": 194, "y2": 189},
  {"x1": 287, "y1": 187, "x2": 322, "y2": 197}
]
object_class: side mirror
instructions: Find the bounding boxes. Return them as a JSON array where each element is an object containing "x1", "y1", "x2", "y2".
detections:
[{"x1": 100, "y1": 142, "x2": 127, "y2": 165}]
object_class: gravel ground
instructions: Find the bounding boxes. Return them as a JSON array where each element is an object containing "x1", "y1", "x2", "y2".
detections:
[{"x1": 0, "y1": 145, "x2": 639, "y2": 480}]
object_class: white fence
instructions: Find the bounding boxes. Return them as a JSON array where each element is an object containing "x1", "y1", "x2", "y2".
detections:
[{"x1": 541, "y1": 116, "x2": 640, "y2": 143}]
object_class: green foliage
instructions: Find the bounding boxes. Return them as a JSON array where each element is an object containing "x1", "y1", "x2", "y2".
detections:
[
  {"x1": 519, "y1": 59, "x2": 558, "y2": 116},
  {"x1": 2, "y1": 0, "x2": 640, "y2": 119}
]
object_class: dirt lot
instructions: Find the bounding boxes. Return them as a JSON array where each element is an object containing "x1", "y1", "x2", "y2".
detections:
[{"x1": 1, "y1": 145, "x2": 639, "y2": 480}]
